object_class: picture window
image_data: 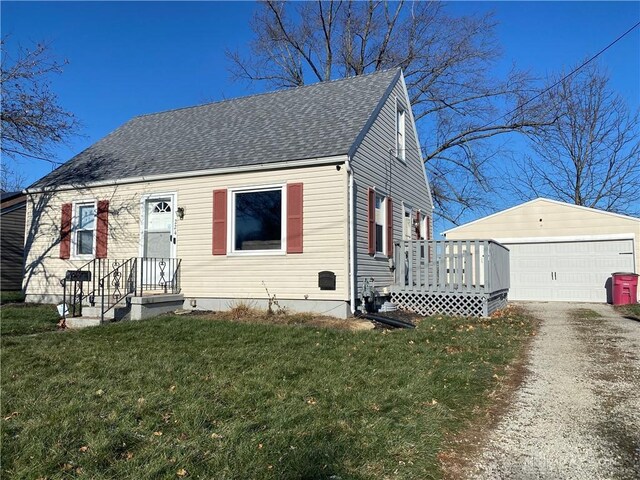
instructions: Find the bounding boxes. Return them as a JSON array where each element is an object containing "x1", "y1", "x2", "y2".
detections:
[{"x1": 232, "y1": 188, "x2": 283, "y2": 252}]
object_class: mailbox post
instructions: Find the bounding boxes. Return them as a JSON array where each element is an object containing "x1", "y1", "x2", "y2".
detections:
[{"x1": 60, "y1": 270, "x2": 92, "y2": 326}]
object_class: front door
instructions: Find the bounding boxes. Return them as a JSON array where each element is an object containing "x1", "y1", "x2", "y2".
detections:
[{"x1": 141, "y1": 195, "x2": 176, "y2": 290}]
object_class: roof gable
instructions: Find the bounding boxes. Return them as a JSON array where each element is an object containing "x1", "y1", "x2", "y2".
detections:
[
  {"x1": 443, "y1": 197, "x2": 640, "y2": 235},
  {"x1": 32, "y1": 69, "x2": 401, "y2": 188}
]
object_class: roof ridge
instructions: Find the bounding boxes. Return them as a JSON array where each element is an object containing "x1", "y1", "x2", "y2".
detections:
[{"x1": 134, "y1": 67, "x2": 401, "y2": 119}]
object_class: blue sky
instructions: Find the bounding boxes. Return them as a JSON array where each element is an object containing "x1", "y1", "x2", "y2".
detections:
[{"x1": 2, "y1": 1, "x2": 639, "y2": 225}]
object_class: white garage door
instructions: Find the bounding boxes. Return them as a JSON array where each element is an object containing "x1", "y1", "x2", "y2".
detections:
[{"x1": 506, "y1": 239, "x2": 635, "y2": 302}]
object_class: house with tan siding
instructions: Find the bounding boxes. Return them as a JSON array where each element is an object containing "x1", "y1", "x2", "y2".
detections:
[{"x1": 23, "y1": 69, "x2": 433, "y2": 320}]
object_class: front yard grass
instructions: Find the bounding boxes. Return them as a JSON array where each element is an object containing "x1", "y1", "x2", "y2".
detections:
[
  {"x1": 0, "y1": 303, "x2": 59, "y2": 336},
  {"x1": 615, "y1": 303, "x2": 640, "y2": 321},
  {"x1": 1, "y1": 305, "x2": 534, "y2": 479},
  {"x1": 0, "y1": 290, "x2": 26, "y2": 304}
]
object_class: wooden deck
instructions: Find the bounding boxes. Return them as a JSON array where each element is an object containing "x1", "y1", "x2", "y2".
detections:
[{"x1": 391, "y1": 240, "x2": 510, "y2": 317}]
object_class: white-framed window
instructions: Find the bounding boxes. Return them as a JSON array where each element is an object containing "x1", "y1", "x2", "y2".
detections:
[
  {"x1": 420, "y1": 213, "x2": 430, "y2": 240},
  {"x1": 403, "y1": 205, "x2": 412, "y2": 240},
  {"x1": 230, "y1": 185, "x2": 285, "y2": 254},
  {"x1": 375, "y1": 193, "x2": 386, "y2": 254},
  {"x1": 73, "y1": 201, "x2": 96, "y2": 257},
  {"x1": 396, "y1": 107, "x2": 406, "y2": 161}
]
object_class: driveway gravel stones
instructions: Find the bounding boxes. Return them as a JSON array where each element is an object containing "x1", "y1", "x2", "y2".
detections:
[{"x1": 468, "y1": 302, "x2": 640, "y2": 480}]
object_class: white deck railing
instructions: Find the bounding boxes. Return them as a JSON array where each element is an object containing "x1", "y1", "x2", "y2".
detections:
[{"x1": 393, "y1": 240, "x2": 510, "y2": 295}]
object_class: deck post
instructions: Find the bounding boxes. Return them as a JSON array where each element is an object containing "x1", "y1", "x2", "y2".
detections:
[
  {"x1": 484, "y1": 241, "x2": 491, "y2": 294},
  {"x1": 455, "y1": 241, "x2": 463, "y2": 290},
  {"x1": 407, "y1": 241, "x2": 414, "y2": 290}
]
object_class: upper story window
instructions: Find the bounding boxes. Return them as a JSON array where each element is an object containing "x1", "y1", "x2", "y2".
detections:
[
  {"x1": 74, "y1": 202, "x2": 96, "y2": 257},
  {"x1": 375, "y1": 193, "x2": 386, "y2": 254},
  {"x1": 232, "y1": 187, "x2": 283, "y2": 252},
  {"x1": 396, "y1": 107, "x2": 406, "y2": 161}
]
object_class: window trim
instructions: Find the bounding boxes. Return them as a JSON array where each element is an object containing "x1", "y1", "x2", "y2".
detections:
[
  {"x1": 71, "y1": 199, "x2": 97, "y2": 259},
  {"x1": 374, "y1": 190, "x2": 388, "y2": 258},
  {"x1": 395, "y1": 98, "x2": 406, "y2": 162},
  {"x1": 227, "y1": 183, "x2": 287, "y2": 256}
]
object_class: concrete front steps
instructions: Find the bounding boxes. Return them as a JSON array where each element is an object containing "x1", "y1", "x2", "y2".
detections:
[
  {"x1": 64, "y1": 293, "x2": 184, "y2": 329},
  {"x1": 65, "y1": 316, "x2": 102, "y2": 329}
]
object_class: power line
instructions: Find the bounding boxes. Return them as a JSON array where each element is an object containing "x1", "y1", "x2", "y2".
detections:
[
  {"x1": 3, "y1": 148, "x2": 64, "y2": 166},
  {"x1": 480, "y1": 20, "x2": 640, "y2": 130}
]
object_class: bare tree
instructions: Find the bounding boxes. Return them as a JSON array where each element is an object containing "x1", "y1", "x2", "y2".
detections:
[
  {"x1": 510, "y1": 64, "x2": 640, "y2": 215},
  {"x1": 1, "y1": 39, "x2": 79, "y2": 168},
  {"x1": 227, "y1": 1, "x2": 551, "y2": 223},
  {"x1": 1, "y1": 163, "x2": 26, "y2": 191}
]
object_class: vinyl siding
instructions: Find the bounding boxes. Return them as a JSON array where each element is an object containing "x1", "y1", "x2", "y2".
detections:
[
  {"x1": 24, "y1": 164, "x2": 349, "y2": 301},
  {"x1": 445, "y1": 199, "x2": 640, "y2": 283},
  {"x1": 351, "y1": 79, "x2": 432, "y2": 294},
  {"x1": 1, "y1": 202, "x2": 26, "y2": 290}
]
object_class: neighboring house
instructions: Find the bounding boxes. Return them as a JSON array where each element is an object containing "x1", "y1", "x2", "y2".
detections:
[
  {"x1": 23, "y1": 69, "x2": 435, "y2": 319},
  {"x1": 443, "y1": 198, "x2": 640, "y2": 302},
  {"x1": 1, "y1": 191, "x2": 27, "y2": 291}
]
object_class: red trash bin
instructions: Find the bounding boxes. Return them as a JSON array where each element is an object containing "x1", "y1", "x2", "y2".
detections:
[{"x1": 611, "y1": 272, "x2": 639, "y2": 305}]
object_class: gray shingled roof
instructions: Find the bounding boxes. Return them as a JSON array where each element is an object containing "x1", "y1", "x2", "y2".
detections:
[{"x1": 33, "y1": 69, "x2": 400, "y2": 188}]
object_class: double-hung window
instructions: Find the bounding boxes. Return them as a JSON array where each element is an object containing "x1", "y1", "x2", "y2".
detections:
[
  {"x1": 232, "y1": 186, "x2": 283, "y2": 252},
  {"x1": 74, "y1": 202, "x2": 96, "y2": 257},
  {"x1": 375, "y1": 193, "x2": 386, "y2": 254},
  {"x1": 396, "y1": 108, "x2": 406, "y2": 161}
]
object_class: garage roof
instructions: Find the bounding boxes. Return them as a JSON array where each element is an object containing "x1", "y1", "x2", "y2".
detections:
[{"x1": 443, "y1": 198, "x2": 640, "y2": 236}]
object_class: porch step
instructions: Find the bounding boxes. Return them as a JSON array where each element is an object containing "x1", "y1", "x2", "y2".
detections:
[
  {"x1": 81, "y1": 305, "x2": 131, "y2": 321},
  {"x1": 66, "y1": 317, "x2": 102, "y2": 329}
]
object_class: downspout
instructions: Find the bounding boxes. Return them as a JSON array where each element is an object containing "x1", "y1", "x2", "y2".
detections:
[{"x1": 346, "y1": 157, "x2": 357, "y2": 315}]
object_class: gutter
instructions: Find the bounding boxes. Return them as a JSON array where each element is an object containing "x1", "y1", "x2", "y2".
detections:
[
  {"x1": 346, "y1": 157, "x2": 357, "y2": 315},
  {"x1": 24, "y1": 154, "x2": 348, "y2": 194}
]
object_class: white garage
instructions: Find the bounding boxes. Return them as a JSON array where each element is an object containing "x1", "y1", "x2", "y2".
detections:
[
  {"x1": 506, "y1": 237, "x2": 634, "y2": 302},
  {"x1": 443, "y1": 198, "x2": 639, "y2": 303}
]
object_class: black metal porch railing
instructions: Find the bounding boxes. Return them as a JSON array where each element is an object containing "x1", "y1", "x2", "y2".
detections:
[
  {"x1": 99, "y1": 257, "x2": 138, "y2": 320},
  {"x1": 60, "y1": 257, "x2": 182, "y2": 323},
  {"x1": 60, "y1": 258, "x2": 112, "y2": 319},
  {"x1": 137, "y1": 257, "x2": 182, "y2": 295},
  {"x1": 100, "y1": 257, "x2": 182, "y2": 321}
]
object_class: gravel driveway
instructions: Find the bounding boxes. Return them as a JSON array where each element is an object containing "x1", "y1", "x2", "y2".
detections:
[{"x1": 469, "y1": 302, "x2": 640, "y2": 480}]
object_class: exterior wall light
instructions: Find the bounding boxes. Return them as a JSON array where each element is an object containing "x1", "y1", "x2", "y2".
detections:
[{"x1": 177, "y1": 207, "x2": 185, "y2": 220}]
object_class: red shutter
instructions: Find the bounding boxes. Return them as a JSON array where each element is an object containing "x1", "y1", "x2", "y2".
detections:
[
  {"x1": 96, "y1": 200, "x2": 109, "y2": 258},
  {"x1": 212, "y1": 189, "x2": 227, "y2": 255},
  {"x1": 367, "y1": 188, "x2": 375, "y2": 255},
  {"x1": 415, "y1": 210, "x2": 422, "y2": 239},
  {"x1": 426, "y1": 216, "x2": 431, "y2": 240},
  {"x1": 386, "y1": 196, "x2": 393, "y2": 256},
  {"x1": 60, "y1": 203, "x2": 72, "y2": 259},
  {"x1": 286, "y1": 183, "x2": 303, "y2": 254}
]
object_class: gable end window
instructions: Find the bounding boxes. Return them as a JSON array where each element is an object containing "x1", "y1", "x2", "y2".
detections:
[
  {"x1": 396, "y1": 107, "x2": 406, "y2": 161},
  {"x1": 74, "y1": 202, "x2": 97, "y2": 257}
]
